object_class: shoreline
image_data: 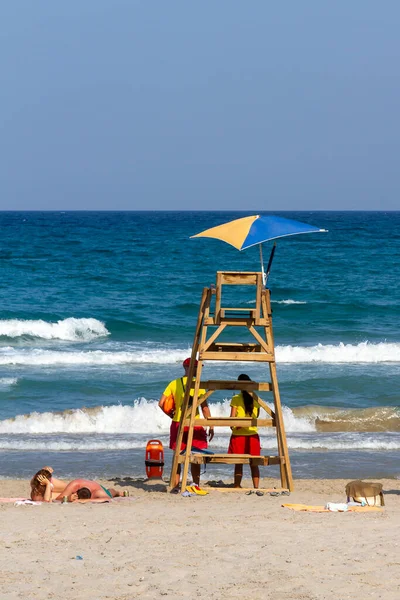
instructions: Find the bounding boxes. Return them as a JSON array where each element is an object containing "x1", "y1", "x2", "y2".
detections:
[
  {"x1": 1, "y1": 445, "x2": 399, "y2": 482},
  {"x1": 1, "y1": 476, "x2": 399, "y2": 497}
]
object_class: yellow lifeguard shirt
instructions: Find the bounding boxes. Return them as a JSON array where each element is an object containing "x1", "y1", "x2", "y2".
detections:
[
  {"x1": 230, "y1": 393, "x2": 260, "y2": 436},
  {"x1": 163, "y1": 377, "x2": 206, "y2": 423}
]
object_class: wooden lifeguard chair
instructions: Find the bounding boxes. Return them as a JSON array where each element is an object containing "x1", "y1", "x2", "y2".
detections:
[{"x1": 169, "y1": 271, "x2": 293, "y2": 492}]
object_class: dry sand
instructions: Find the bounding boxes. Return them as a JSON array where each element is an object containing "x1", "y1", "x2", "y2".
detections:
[{"x1": 0, "y1": 477, "x2": 399, "y2": 600}]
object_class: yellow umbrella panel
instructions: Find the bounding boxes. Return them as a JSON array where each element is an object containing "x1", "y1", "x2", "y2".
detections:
[{"x1": 190, "y1": 215, "x2": 259, "y2": 251}]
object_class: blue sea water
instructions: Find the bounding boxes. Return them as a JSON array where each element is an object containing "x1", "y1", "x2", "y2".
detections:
[{"x1": 0, "y1": 211, "x2": 399, "y2": 481}]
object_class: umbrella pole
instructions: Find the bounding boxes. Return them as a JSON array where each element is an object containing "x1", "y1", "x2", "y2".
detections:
[
  {"x1": 259, "y1": 244, "x2": 266, "y2": 286},
  {"x1": 265, "y1": 243, "x2": 276, "y2": 286}
]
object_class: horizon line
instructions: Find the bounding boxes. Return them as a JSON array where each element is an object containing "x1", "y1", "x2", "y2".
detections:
[{"x1": 0, "y1": 209, "x2": 399, "y2": 213}]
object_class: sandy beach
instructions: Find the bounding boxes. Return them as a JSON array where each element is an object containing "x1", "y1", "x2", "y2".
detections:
[{"x1": 0, "y1": 477, "x2": 399, "y2": 600}]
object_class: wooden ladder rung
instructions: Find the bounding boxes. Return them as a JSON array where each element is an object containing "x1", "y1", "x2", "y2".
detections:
[
  {"x1": 190, "y1": 380, "x2": 272, "y2": 391},
  {"x1": 178, "y1": 453, "x2": 284, "y2": 466},
  {"x1": 205, "y1": 317, "x2": 269, "y2": 326},
  {"x1": 205, "y1": 342, "x2": 263, "y2": 352},
  {"x1": 186, "y1": 418, "x2": 274, "y2": 427},
  {"x1": 200, "y1": 343, "x2": 273, "y2": 360},
  {"x1": 220, "y1": 308, "x2": 256, "y2": 316},
  {"x1": 200, "y1": 352, "x2": 274, "y2": 362}
]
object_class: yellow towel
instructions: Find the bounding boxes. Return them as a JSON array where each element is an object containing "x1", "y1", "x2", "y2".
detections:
[{"x1": 282, "y1": 503, "x2": 383, "y2": 512}]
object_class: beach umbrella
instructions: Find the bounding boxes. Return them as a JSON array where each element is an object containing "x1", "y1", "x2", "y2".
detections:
[{"x1": 191, "y1": 214, "x2": 327, "y2": 285}]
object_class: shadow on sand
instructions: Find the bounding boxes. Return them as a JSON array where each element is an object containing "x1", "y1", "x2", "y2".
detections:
[
  {"x1": 205, "y1": 480, "x2": 235, "y2": 488},
  {"x1": 107, "y1": 476, "x2": 169, "y2": 493},
  {"x1": 107, "y1": 477, "x2": 238, "y2": 493}
]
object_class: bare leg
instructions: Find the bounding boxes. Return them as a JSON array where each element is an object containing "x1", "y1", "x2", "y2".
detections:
[
  {"x1": 107, "y1": 488, "x2": 123, "y2": 498},
  {"x1": 174, "y1": 465, "x2": 181, "y2": 489},
  {"x1": 234, "y1": 465, "x2": 243, "y2": 488},
  {"x1": 172, "y1": 464, "x2": 201, "y2": 489},
  {"x1": 250, "y1": 465, "x2": 260, "y2": 489},
  {"x1": 191, "y1": 464, "x2": 201, "y2": 486}
]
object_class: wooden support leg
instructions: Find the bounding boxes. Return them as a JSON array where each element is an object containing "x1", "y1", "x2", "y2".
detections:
[
  {"x1": 180, "y1": 360, "x2": 205, "y2": 491},
  {"x1": 262, "y1": 288, "x2": 293, "y2": 491},
  {"x1": 269, "y1": 361, "x2": 294, "y2": 491},
  {"x1": 169, "y1": 288, "x2": 210, "y2": 490}
]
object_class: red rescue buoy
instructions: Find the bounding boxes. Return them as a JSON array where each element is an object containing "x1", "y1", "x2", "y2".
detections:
[{"x1": 145, "y1": 439, "x2": 164, "y2": 479}]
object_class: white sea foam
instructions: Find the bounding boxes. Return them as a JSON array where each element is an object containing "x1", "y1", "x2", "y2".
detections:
[
  {"x1": 0, "y1": 377, "x2": 18, "y2": 387},
  {"x1": 0, "y1": 341, "x2": 398, "y2": 366},
  {"x1": 246, "y1": 299, "x2": 307, "y2": 305},
  {"x1": 0, "y1": 400, "x2": 169, "y2": 435},
  {"x1": 0, "y1": 347, "x2": 188, "y2": 366},
  {"x1": 255, "y1": 436, "x2": 400, "y2": 451},
  {"x1": 0, "y1": 439, "x2": 155, "y2": 451},
  {"x1": 0, "y1": 318, "x2": 109, "y2": 341},
  {"x1": 272, "y1": 299, "x2": 307, "y2": 305},
  {"x1": 0, "y1": 400, "x2": 316, "y2": 436},
  {"x1": 0, "y1": 400, "x2": 397, "y2": 451},
  {"x1": 276, "y1": 341, "x2": 400, "y2": 364},
  {"x1": 0, "y1": 433, "x2": 398, "y2": 452}
]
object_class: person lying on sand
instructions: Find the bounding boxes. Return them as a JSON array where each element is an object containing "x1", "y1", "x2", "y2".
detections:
[
  {"x1": 30, "y1": 466, "x2": 69, "y2": 501},
  {"x1": 31, "y1": 468, "x2": 123, "y2": 502},
  {"x1": 67, "y1": 485, "x2": 120, "y2": 503},
  {"x1": 55, "y1": 478, "x2": 123, "y2": 503}
]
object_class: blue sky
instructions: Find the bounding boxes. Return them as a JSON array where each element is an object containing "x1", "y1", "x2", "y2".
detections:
[{"x1": 1, "y1": 1, "x2": 399, "y2": 210}]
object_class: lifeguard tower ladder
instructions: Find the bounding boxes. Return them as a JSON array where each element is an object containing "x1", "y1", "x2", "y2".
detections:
[{"x1": 169, "y1": 271, "x2": 293, "y2": 492}]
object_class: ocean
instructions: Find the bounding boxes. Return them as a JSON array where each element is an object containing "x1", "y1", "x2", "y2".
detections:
[{"x1": 0, "y1": 211, "x2": 398, "y2": 481}]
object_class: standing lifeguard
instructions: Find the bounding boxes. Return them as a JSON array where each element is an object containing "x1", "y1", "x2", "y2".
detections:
[
  {"x1": 159, "y1": 358, "x2": 214, "y2": 489},
  {"x1": 228, "y1": 374, "x2": 262, "y2": 489}
]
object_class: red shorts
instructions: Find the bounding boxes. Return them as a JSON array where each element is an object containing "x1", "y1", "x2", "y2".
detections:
[
  {"x1": 228, "y1": 434, "x2": 261, "y2": 455},
  {"x1": 169, "y1": 421, "x2": 208, "y2": 451}
]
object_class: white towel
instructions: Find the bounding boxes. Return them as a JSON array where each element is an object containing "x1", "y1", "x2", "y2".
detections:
[
  {"x1": 14, "y1": 500, "x2": 42, "y2": 506},
  {"x1": 325, "y1": 502, "x2": 348, "y2": 512}
]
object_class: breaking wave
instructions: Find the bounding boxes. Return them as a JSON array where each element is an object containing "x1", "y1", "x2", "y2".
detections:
[
  {"x1": 0, "y1": 341, "x2": 399, "y2": 366},
  {"x1": 0, "y1": 318, "x2": 109, "y2": 341},
  {"x1": 0, "y1": 401, "x2": 398, "y2": 437},
  {"x1": 0, "y1": 347, "x2": 188, "y2": 366},
  {"x1": 0, "y1": 377, "x2": 18, "y2": 387},
  {"x1": 0, "y1": 400, "x2": 170, "y2": 435},
  {"x1": 276, "y1": 341, "x2": 400, "y2": 364}
]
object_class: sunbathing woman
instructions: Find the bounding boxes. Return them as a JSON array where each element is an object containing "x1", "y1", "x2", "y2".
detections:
[
  {"x1": 30, "y1": 467, "x2": 69, "y2": 502},
  {"x1": 228, "y1": 374, "x2": 262, "y2": 489}
]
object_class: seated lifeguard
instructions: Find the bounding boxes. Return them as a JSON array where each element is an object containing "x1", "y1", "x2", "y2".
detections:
[{"x1": 158, "y1": 358, "x2": 214, "y2": 488}]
